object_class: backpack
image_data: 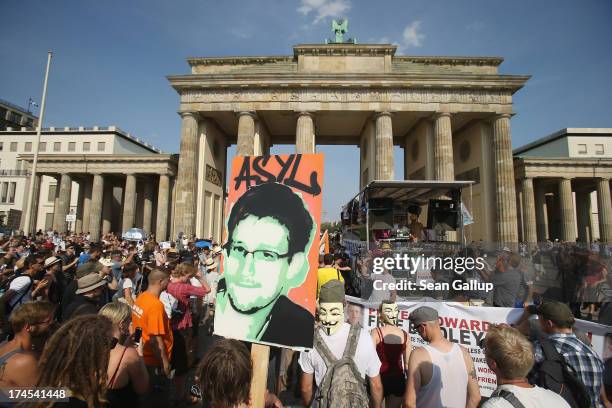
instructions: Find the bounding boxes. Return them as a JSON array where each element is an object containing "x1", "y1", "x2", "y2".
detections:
[
  {"x1": 536, "y1": 338, "x2": 591, "y2": 408},
  {"x1": 0, "y1": 274, "x2": 32, "y2": 337},
  {"x1": 314, "y1": 324, "x2": 369, "y2": 408},
  {"x1": 491, "y1": 389, "x2": 526, "y2": 408}
]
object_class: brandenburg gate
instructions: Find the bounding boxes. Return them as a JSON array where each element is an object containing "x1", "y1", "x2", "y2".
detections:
[{"x1": 168, "y1": 43, "x2": 529, "y2": 244}]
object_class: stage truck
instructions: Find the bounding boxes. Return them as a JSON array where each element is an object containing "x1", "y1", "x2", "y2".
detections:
[{"x1": 340, "y1": 180, "x2": 491, "y2": 301}]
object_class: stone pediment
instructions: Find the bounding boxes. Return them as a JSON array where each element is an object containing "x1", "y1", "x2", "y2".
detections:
[{"x1": 184, "y1": 44, "x2": 508, "y2": 76}]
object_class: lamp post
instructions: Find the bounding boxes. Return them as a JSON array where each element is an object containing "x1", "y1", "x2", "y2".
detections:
[{"x1": 23, "y1": 51, "x2": 52, "y2": 236}]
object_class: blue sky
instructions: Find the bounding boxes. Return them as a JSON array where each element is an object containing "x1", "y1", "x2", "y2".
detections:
[{"x1": 2, "y1": 0, "x2": 611, "y2": 221}]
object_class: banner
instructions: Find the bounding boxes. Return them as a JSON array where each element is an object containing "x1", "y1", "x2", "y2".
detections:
[
  {"x1": 347, "y1": 296, "x2": 610, "y2": 397},
  {"x1": 214, "y1": 153, "x2": 324, "y2": 350}
]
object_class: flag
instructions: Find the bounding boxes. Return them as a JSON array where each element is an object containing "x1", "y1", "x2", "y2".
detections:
[
  {"x1": 319, "y1": 229, "x2": 329, "y2": 255},
  {"x1": 461, "y1": 203, "x2": 474, "y2": 226}
]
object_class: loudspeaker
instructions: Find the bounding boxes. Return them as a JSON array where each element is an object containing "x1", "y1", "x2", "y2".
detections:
[{"x1": 426, "y1": 199, "x2": 459, "y2": 231}]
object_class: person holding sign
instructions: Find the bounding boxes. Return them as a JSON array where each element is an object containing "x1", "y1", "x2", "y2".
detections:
[
  {"x1": 404, "y1": 306, "x2": 481, "y2": 408},
  {"x1": 371, "y1": 300, "x2": 411, "y2": 408},
  {"x1": 215, "y1": 182, "x2": 316, "y2": 349}
]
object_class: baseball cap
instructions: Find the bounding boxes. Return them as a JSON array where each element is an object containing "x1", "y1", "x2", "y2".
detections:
[
  {"x1": 75, "y1": 273, "x2": 106, "y2": 294},
  {"x1": 532, "y1": 301, "x2": 575, "y2": 326},
  {"x1": 319, "y1": 280, "x2": 345, "y2": 303},
  {"x1": 408, "y1": 306, "x2": 439, "y2": 326}
]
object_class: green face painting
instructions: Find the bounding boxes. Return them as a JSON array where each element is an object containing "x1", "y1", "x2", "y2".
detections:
[{"x1": 224, "y1": 215, "x2": 299, "y2": 316}]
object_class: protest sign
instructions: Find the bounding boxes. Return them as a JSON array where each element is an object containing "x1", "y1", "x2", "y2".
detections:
[
  {"x1": 348, "y1": 296, "x2": 610, "y2": 397},
  {"x1": 214, "y1": 153, "x2": 323, "y2": 350}
]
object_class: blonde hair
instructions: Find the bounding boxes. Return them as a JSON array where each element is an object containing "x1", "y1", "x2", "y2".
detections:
[
  {"x1": 175, "y1": 262, "x2": 196, "y2": 278},
  {"x1": 99, "y1": 301, "x2": 131, "y2": 326},
  {"x1": 485, "y1": 325, "x2": 534, "y2": 378}
]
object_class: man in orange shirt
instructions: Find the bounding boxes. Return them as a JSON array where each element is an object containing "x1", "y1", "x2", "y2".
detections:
[{"x1": 132, "y1": 267, "x2": 173, "y2": 408}]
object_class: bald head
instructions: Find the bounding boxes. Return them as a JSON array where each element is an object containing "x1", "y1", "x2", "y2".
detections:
[{"x1": 148, "y1": 267, "x2": 169, "y2": 286}]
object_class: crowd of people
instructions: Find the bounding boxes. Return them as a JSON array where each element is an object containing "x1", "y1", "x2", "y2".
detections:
[
  {"x1": 0, "y1": 231, "x2": 227, "y2": 407},
  {"x1": 340, "y1": 239, "x2": 612, "y2": 325},
  {"x1": 0, "y1": 229, "x2": 610, "y2": 407}
]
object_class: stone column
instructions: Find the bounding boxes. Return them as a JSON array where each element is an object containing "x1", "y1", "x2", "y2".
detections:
[
  {"x1": 51, "y1": 176, "x2": 61, "y2": 231},
  {"x1": 88, "y1": 174, "x2": 104, "y2": 242},
  {"x1": 236, "y1": 111, "x2": 256, "y2": 156},
  {"x1": 173, "y1": 112, "x2": 199, "y2": 238},
  {"x1": 170, "y1": 177, "x2": 177, "y2": 240},
  {"x1": 102, "y1": 184, "x2": 113, "y2": 235},
  {"x1": 597, "y1": 178, "x2": 612, "y2": 243},
  {"x1": 521, "y1": 177, "x2": 537, "y2": 244},
  {"x1": 143, "y1": 179, "x2": 154, "y2": 234},
  {"x1": 374, "y1": 112, "x2": 394, "y2": 180},
  {"x1": 75, "y1": 180, "x2": 85, "y2": 234},
  {"x1": 53, "y1": 173, "x2": 72, "y2": 233},
  {"x1": 81, "y1": 178, "x2": 92, "y2": 234},
  {"x1": 535, "y1": 184, "x2": 549, "y2": 242},
  {"x1": 156, "y1": 174, "x2": 170, "y2": 241},
  {"x1": 558, "y1": 177, "x2": 576, "y2": 242},
  {"x1": 576, "y1": 189, "x2": 592, "y2": 243},
  {"x1": 433, "y1": 112, "x2": 454, "y2": 181},
  {"x1": 492, "y1": 114, "x2": 519, "y2": 245},
  {"x1": 122, "y1": 174, "x2": 137, "y2": 232},
  {"x1": 28, "y1": 174, "x2": 41, "y2": 233},
  {"x1": 296, "y1": 112, "x2": 315, "y2": 154}
]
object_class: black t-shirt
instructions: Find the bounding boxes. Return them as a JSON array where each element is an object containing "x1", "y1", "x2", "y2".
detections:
[
  {"x1": 604, "y1": 357, "x2": 612, "y2": 398},
  {"x1": 62, "y1": 295, "x2": 99, "y2": 322}
]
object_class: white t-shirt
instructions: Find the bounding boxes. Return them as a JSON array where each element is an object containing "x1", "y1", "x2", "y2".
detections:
[
  {"x1": 299, "y1": 322, "x2": 381, "y2": 387},
  {"x1": 204, "y1": 271, "x2": 219, "y2": 303},
  {"x1": 8, "y1": 275, "x2": 33, "y2": 309},
  {"x1": 159, "y1": 291, "x2": 177, "y2": 320},
  {"x1": 482, "y1": 384, "x2": 571, "y2": 408}
]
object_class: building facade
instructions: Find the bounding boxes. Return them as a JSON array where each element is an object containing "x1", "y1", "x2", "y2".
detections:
[
  {"x1": 168, "y1": 43, "x2": 530, "y2": 244},
  {"x1": 0, "y1": 98, "x2": 38, "y2": 131},
  {"x1": 514, "y1": 128, "x2": 612, "y2": 244},
  {"x1": 0, "y1": 126, "x2": 177, "y2": 241}
]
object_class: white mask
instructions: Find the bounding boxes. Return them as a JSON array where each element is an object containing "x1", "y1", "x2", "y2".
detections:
[
  {"x1": 318, "y1": 302, "x2": 344, "y2": 336},
  {"x1": 381, "y1": 303, "x2": 399, "y2": 326}
]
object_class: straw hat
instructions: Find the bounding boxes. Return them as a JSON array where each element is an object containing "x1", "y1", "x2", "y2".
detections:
[
  {"x1": 204, "y1": 257, "x2": 218, "y2": 270},
  {"x1": 75, "y1": 273, "x2": 106, "y2": 294},
  {"x1": 43, "y1": 256, "x2": 61, "y2": 269}
]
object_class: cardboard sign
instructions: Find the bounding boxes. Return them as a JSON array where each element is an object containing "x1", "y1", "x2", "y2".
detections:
[{"x1": 214, "y1": 153, "x2": 323, "y2": 350}]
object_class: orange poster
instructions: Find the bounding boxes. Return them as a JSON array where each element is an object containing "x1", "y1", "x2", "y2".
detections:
[{"x1": 214, "y1": 153, "x2": 323, "y2": 350}]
